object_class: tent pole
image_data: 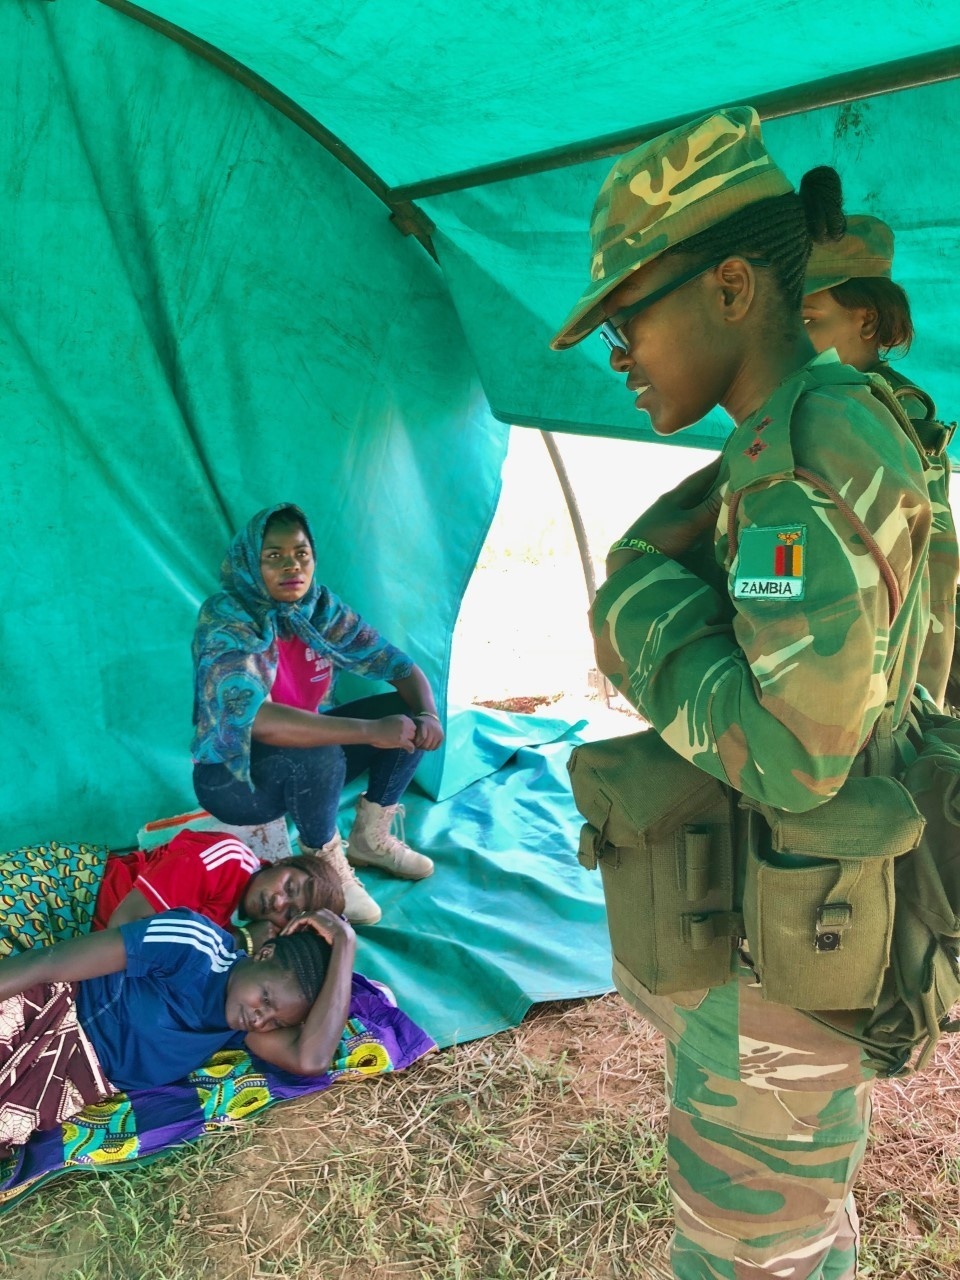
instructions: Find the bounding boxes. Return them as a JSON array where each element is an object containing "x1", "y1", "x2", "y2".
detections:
[
  {"x1": 96, "y1": 0, "x2": 437, "y2": 259},
  {"x1": 391, "y1": 45, "x2": 960, "y2": 200},
  {"x1": 539, "y1": 431, "x2": 612, "y2": 707},
  {"x1": 539, "y1": 431, "x2": 596, "y2": 603}
]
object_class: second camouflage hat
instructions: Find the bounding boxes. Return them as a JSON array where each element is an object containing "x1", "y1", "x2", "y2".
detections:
[
  {"x1": 550, "y1": 105, "x2": 793, "y2": 350},
  {"x1": 804, "y1": 214, "x2": 894, "y2": 295}
]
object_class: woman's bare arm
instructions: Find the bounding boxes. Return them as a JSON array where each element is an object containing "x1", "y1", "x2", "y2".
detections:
[
  {"x1": 251, "y1": 702, "x2": 416, "y2": 752},
  {"x1": 0, "y1": 930, "x2": 128, "y2": 1002},
  {"x1": 107, "y1": 888, "x2": 156, "y2": 929},
  {"x1": 243, "y1": 911, "x2": 356, "y2": 1075}
]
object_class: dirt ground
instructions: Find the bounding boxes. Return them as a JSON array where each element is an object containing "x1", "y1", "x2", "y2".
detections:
[{"x1": 223, "y1": 996, "x2": 960, "y2": 1280}]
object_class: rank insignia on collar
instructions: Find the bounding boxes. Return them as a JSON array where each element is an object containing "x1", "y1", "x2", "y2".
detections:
[{"x1": 733, "y1": 524, "x2": 806, "y2": 600}]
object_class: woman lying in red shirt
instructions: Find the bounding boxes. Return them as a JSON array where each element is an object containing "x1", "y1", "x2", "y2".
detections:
[{"x1": 91, "y1": 828, "x2": 343, "y2": 949}]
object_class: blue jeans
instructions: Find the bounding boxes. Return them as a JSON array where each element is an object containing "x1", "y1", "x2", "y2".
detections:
[{"x1": 192, "y1": 693, "x2": 423, "y2": 848}]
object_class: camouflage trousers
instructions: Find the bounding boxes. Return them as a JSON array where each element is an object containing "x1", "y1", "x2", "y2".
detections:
[{"x1": 626, "y1": 961, "x2": 874, "y2": 1279}]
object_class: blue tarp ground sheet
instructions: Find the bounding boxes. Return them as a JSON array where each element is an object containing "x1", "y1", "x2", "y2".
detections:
[{"x1": 336, "y1": 708, "x2": 614, "y2": 1048}]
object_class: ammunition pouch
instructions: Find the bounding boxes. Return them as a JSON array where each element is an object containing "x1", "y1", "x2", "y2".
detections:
[
  {"x1": 569, "y1": 703, "x2": 960, "y2": 1074},
  {"x1": 568, "y1": 730, "x2": 738, "y2": 997},
  {"x1": 739, "y1": 777, "x2": 924, "y2": 1010}
]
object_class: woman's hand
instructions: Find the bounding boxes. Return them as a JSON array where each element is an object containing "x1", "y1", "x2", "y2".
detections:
[
  {"x1": 364, "y1": 714, "x2": 418, "y2": 753},
  {"x1": 282, "y1": 908, "x2": 356, "y2": 949},
  {"x1": 607, "y1": 458, "x2": 722, "y2": 573},
  {"x1": 413, "y1": 714, "x2": 444, "y2": 751},
  {"x1": 390, "y1": 667, "x2": 443, "y2": 752}
]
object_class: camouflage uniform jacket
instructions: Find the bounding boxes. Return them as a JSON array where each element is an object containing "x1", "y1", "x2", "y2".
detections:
[
  {"x1": 592, "y1": 354, "x2": 933, "y2": 814},
  {"x1": 871, "y1": 361, "x2": 958, "y2": 709}
]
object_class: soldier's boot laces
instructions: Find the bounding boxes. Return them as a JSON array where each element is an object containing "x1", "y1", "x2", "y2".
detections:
[{"x1": 347, "y1": 795, "x2": 434, "y2": 881}]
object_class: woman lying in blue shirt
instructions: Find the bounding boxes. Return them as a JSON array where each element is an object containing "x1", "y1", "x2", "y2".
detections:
[{"x1": 0, "y1": 906, "x2": 354, "y2": 1157}]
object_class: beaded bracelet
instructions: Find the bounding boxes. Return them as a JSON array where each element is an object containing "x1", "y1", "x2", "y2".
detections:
[{"x1": 237, "y1": 924, "x2": 255, "y2": 954}]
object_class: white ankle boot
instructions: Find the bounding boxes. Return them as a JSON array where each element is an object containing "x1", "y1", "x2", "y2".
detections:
[
  {"x1": 347, "y1": 795, "x2": 434, "y2": 880},
  {"x1": 303, "y1": 830, "x2": 382, "y2": 926}
]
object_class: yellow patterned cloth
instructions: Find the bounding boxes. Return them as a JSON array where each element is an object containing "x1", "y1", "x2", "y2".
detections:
[{"x1": 0, "y1": 843, "x2": 110, "y2": 960}]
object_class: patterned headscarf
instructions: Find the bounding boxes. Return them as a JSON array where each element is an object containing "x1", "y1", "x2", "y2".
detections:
[{"x1": 191, "y1": 504, "x2": 413, "y2": 781}]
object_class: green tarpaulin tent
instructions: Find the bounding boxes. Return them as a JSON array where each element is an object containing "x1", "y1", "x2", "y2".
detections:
[{"x1": 3, "y1": 0, "x2": 959, "y2": 845}]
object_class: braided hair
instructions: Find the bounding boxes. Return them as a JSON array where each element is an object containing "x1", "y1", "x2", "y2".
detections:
[
  {"x1": 663, "y1": 166, "x2": 847, "y2": 312},
  {"x1": 271, "y1": 930, "x2": 332, "y2": 1004}
]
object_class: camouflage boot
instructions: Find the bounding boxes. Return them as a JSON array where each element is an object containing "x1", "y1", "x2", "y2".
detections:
[
  {"x1": 347, "y1": 795, "x2": 434, "y2": 880},
  {"x1": 301, "y1": 830, "x2": 382, "y2": 926}
]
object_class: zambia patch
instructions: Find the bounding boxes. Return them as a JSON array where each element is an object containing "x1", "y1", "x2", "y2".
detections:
[{"x1": 733, "y1": 525, "x2": 806, "y2": 600}]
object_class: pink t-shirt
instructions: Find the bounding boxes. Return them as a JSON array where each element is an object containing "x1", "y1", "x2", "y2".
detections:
[{"x1": 271, "y1": 636, "x2": 334, "y2": 711}]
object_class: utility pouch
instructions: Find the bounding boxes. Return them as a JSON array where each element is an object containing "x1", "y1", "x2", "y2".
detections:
[
  {"x1": 568, "y1": 730, "x2": 738, "y2": 996},
  {"x1": 740, "y1": 776, "x2": 924, "y2": 1010}
]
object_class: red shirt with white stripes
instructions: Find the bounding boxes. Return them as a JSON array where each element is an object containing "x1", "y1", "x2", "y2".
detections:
[{"x1": 92, "y1": 830, "x2": 266, "y2": 930}]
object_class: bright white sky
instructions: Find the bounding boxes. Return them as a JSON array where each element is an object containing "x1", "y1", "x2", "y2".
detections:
[{"x1": 451, "y1": 428, "x2": 713, "y2": 704}]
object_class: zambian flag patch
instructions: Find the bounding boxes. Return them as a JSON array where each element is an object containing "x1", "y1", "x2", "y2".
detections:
[{"x1": 733, "y1": 525, "x2": 806, "y2": 600}]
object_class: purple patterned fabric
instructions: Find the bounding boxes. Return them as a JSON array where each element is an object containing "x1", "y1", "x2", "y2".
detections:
[{"x1": 0, "y1": 975, "x2": 434, "y2": 1209}]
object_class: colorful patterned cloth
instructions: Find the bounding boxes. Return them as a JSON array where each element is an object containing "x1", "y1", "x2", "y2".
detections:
[
  {"x1": 0, "y1": 843, "x2": 109, "y2": 959},
  {"x1": 0, "y1": 982, "x2": 113, "y2": 1159},
  {"x1": 0, "y1": 974, "x2": 433, "y2": 1208}
]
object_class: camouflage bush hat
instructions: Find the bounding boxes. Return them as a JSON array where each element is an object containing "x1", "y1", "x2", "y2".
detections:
[
  {"x1": 804, "y1": 214, "x2": 894, "y2": 295},
  {"x1": 550, "y1": 105, "x2": 793, "y2": 350}
]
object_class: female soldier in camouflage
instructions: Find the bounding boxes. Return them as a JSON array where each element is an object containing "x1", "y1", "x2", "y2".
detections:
[
  {"x1": 802, "y1": 219, "x2": 958, "y2": 710},
  {"x1": 552, "y1": 108, "x2": 938, "y2": 1278}
]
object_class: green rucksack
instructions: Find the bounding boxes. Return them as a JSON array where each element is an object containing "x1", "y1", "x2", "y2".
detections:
[{"x1": 809, "y1": 703, "x2": 960, "y2": 1074}]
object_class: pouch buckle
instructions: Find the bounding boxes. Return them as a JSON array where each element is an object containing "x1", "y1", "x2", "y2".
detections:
[{"x1": 815, "y1": 902, "x2": 852, "y2": 952}]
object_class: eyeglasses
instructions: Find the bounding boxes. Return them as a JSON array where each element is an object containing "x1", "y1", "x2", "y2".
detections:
[{"x1": 598, "y1": 257, "x2": 771, "y2": 353}]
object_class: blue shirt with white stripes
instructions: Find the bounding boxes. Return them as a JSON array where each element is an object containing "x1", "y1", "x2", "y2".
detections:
[{"x1": 76, "y1": 909, "x2": 245, "y2": 1091}]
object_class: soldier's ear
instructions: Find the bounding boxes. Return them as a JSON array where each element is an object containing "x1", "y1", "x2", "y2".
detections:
[
  {"x1": 714, "y1": 257, "x2": 756, "y2": 323},
  {"x1": 859, "y1": 308, "x2": 880, "y2": 341}
]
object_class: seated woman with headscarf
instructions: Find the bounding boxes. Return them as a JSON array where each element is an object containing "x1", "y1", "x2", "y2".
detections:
[{"x1": 191, "y1": 504, "x2": 445, "y2": 927}]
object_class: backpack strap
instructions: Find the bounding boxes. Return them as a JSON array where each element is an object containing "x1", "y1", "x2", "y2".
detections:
[
  {"x1": 865, "y1": 374, "x2": 930, "y2": 469},
  {"x1": 861, "y1": 634, "x2": 908, "y2": 777},
  {"x1": 892, "y1": 381, "x2": 937, "y2": 423},
  {"x1": 913, "y1": 415, "x2": 956, "y2": 460},
  {"x1": 874, "y1": 372, "x2": 955, "y2": 460}
]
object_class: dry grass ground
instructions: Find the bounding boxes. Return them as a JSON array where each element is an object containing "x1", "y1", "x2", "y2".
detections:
[{"x1": 3, "y1": 994, "x2": 960, "y2": 1280}]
